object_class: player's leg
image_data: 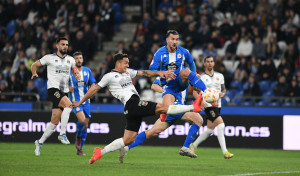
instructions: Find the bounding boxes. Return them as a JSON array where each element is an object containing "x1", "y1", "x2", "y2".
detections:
[
  {"x1": 75, "y1": 110, "x2": 86, "y2": 156},
  {"x1": 34, "y1": 108, "x2": 62, "y2": 156},
  {"x1": 179, "y1": 112, "x2": 203, "y2": 158},
  {"x1": 180, "y1": 68, "x2": 206, "y2": 91},
  {"x1": 212, "y1": 116, "x2": 234, "y2": 159},
  {"x1": 192, "y1": 120, "x2": 214, "y2": 149},
  {"x1": 159, "y1": 93, "x2": 176, "y2": 121},
  {"x1": 57, "y1": 95, "x2": 73, "y2": 144}
]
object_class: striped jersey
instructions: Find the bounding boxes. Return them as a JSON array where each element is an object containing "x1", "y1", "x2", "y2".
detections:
[{"x1": 69, "y1": 66, "x2": 96, "y2": 104}]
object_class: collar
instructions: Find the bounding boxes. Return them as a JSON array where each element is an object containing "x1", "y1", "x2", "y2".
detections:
[
  {"x1": 56, "y1": 52, "x2": 66, "y2": 59},
  {"x1": 204, "y1": 71, "x2": 214, "y2": 77}
]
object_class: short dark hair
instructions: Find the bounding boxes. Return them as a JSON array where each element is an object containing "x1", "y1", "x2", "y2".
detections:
[
  {"x1": 166, "y1": 30, "x2": 179, "y2": 38},
  {"x1": 73, "y1": 51, "x2": 82, "y2": 57},
  {"x1": 203, "y1": 56, "x2": 214, "y2": 63},
  {"x1": 56, "y1": 37, "x2": 68, "y2": 43},
  {"x1": 113, "y1": 53, "x2": 128, "y2": 65}
]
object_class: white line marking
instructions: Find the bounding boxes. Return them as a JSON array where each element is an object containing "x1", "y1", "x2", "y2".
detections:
[{"x1": 220, "y1": 171, "x2": 300, "y2": 176}]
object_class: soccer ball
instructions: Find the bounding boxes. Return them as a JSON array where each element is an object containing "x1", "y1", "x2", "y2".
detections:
[{"x1": 203, "y1": 88, "x2": 219, "y2": 103}]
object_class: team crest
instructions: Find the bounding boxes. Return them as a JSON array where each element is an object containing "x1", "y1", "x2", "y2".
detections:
[
  {"x1": 177, "y1": 53, "x2": 181, "y2": 58},
  {"x1": 210, "y1": 110, "x2": 216, "y2": 118},
  {"x1": 138, "y1": 101, "x2": 148, "y2": 107},
  {"x1": 54, "y1": 91, "x2": 61, "y2": 98},
  {"x1": 125, "y1": 72, "x2": 129, "y2": 75},
  {"x1": 163, "y1": 54, "x2": 167, "y2": 57},
  {"x1": 76, "y1": 107, "x2": 80, "y2": 111},
  {"x1": 67, "y1": 60, "x2": 70, "y2": 64},
  {"x1": 84, "y1": 71, "x2": 87, "y2": 76},
  {"x1": 216, "y1": 77, "x2": 219, "y2": 81}
]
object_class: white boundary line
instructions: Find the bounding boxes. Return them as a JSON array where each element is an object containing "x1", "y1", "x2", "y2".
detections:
[{"x1": 220, "y1": 171, "x2": 300, "y2": 176}]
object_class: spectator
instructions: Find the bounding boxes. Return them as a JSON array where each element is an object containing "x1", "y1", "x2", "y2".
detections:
[
  {"x1": 288, "y1": 78, "x2": 300, "y2": 101},
  {"x1": 248, "y1": 56, "x2": 260, "y2": 76},
  {"x1": 233, "y1": 57, "x2": 248, "y2": 82},
  {"x1": 236, "y1": 35, "x2": 253, "y2": 58},
  {"x1": 0, "y1": 80, "x2": 9, "y2": 101},
  {"x1": 258, "y1": 58, "x2": 277, "y2": 81},
  {"x1": 158, "y1": 0, "x2": 174, "y2": 13},
  {"x1": 266, "y1": 36, "x2": 281, "y2": 59},
  {"x1": 15, "y1": 62, "x2": 31, "y2": 89},
  {"x1": 273, "y1": 75, "x2": 289, "y2": 97},
  {"x1": 100, "y1": 2, "x2": 114, "y2": 41},
  {"x1": 115, "y1": 41, "x2": 129, "y2": 55},
  {"x1": 225, "y1": 36, "x2": 238, "y2": 60},
  {"x1": 24, "y1": 80, "x2": 39, "y2": 101},
  {"x1": 202, "y1": 43, "x2": 217, "y2": 58},
  {"x1": 252, "y1": 36, "x2": 266, "y2": 59},
  {"x1": 7, "y1": 74, "x2": 21, "y2": 92},
  {"x1": 244, "y1": 74, "x2": 262, "y2": 97},
  {"x1": 11, "y1": 50, "x2": 28, "y2": 74}
]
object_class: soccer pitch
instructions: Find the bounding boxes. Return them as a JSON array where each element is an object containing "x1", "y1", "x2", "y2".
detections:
[{"x1": 0, "y1": 143, "x2": 300, "y2": 176}]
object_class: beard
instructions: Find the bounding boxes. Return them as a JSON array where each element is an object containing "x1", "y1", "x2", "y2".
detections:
[
  {"x1": 207, "y1": 67, "x2": 213, "y2": 71},
  {"x1": 59, "y1": 49, "x2": 67, "y2": 55},
  {"x1": 76, "y1": 64, "x2": 82, "y2": 68}
]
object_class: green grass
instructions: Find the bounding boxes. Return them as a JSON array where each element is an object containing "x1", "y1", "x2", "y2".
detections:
[{"x1": 1, "y1": 143, "x2": 300, "y2": 176}]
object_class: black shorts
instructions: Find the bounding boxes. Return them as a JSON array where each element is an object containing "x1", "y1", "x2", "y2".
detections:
[
  {"x1": 47, "y1": 88, "x2": 68, "y2": 109},
  {"x1": 124, "y1": 94, "x2": 157, "y2": 132},
  {"x1": 204, "y1": 107, "x2": 221, "y2": 122}
]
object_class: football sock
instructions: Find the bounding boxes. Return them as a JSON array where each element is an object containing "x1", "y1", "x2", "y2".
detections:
[
  {"x1": 80, "y1": 129, "x2": 87, "y2": 149},
  {"x1": 60, "y1": 108, "x2": 72, "y2": 135},
  {"x1": 183, "y1": 124, "x2": 199, "y2": 148},
  {"x1": 39, "y1": 122, "x2": 57, "y2": 143},
  {"x1": 217, "y1": 123, "x2": 227, "y2": 154},
  {"x1": 167, "y1": 105, "x2": 194, "y2": 114},
  {"x1": 76, "y1": 122, "x2": 84, "y2": 137},
  {"x1": 128, "y1": 131, "x2": 146, "y2": 150},
  {"x1": 101, "y1": 138, "x2": 125, "y2": 156},
  {"x1": 187, "y1": 71, "x2": 207, "y2": 91},
  {"x1": 193, "y1": 128, "x2": 214, "y2": 147}
]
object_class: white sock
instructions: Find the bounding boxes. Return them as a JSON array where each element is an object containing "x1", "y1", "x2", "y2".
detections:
[
  {"x1": 101, "y1": 138, "x2": 125, "y2": 156},
  {"x1": 166, "y1": 105, "x2": 193, "y2": 115},
  {"x1": 193, "y1": 128, "x2": 214, "y2": 148},
  {"x1": 60, "y1": 108, "x2": 72, "y2": 135},
  {"x1": 217, "y1": 123, "x2": 228, "y2": 154},
  {"x1": 39, "y1": 122, "x2": 57, "y2": 143}
]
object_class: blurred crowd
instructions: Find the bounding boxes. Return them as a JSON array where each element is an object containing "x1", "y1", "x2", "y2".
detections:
[{"x1": 0, "y1": 0, "x2": 300, "y2": 106}]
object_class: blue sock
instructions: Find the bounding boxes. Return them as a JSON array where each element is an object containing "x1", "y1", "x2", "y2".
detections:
[
  {"x1": 80, "y1": 129, "x2": 87, "y2": 149},
  {"x1": 187, "y1": 71, "x2": 206, "y2": 91},
  {"x1": 128, "y1": 131, "x2": 146, "y2": 150},
  {"x1": 183, "y1": 124, "x2": 200, "y2": 148},
  {"x1": 76, "y1": 122, "x2": 84, "y2": 137}
]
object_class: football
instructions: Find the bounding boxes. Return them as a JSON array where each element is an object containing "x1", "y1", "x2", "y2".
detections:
[{"x1": 203, "y1": 88, "x2": 219, "y2": 103}]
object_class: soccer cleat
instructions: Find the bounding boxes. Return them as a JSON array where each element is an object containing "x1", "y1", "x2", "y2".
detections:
[
  {"x1": 189, "y1": 143, "x2": 195, "y2": 153},
  {"x1": 119, "y1": 146, "x2": 129, "y2": 163},
  {"x1": 179, "y1": 147, "x2": 197, "y2": 158},
  {"x1": 34, "y1": 140, "x2": 43, "y2": 156},
  {"x1": 192, "y1": 92, "x2": 203, "y2": 112},
  {"x1": 75, "y1": 136, "x2": 81, "y2": 150},
  {"x1": 88, "y1": 147, "x2": 102, "y2": 164},
  {"x1": 58, "y1": 133, "x2": 70, "y2": 144},
  {"x1": 224, "y1": 151, "x2": 234, "y2": 159},
  {"x1": 77, "y1": 149, "x2": 86, "y2": 156},
  {"x1": 160, "y1": 114, "x2": 167, "y2": 122}
]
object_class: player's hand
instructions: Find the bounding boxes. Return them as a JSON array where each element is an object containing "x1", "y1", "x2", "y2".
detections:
[
  {"x1": 219, "y1": 92, "x2": 225, "y2": 98},
  {"x1": 31, "y1": 73, "x2": 38, "y2": 79},
  {"x1": 201, "y1": 100, "x2": 207, "y2": 110},
  {"x1": 69, "y1": 86, "x2": 74, "y2": 92},
  {"x1": 161, "y1": 70, "x2": 176, "y2": 80},
  {"x1": 72, "y1": 102, "x2": 81, "y2": 108}
]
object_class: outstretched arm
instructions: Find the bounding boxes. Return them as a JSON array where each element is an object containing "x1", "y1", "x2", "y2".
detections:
[
  {"x1": 136, "y1": 70, "x2": 176, "y2": 79},
  {"x1": 31, "y1": 60, "x2": 42, "y2": 79},
  {"x1": 72, "y1": 83, "x2": 101, "y2": 107}
]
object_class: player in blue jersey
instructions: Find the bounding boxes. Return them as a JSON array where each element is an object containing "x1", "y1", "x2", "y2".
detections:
[
  {"x1": 69, "y1": 51, "x2": 96, "y2": 156},
  {"x1": 118, "y1": 77, "x2": 204, "y2": 163},
  {"x1": 149, "y1": 30, "x2": 207, "y2": 122}
]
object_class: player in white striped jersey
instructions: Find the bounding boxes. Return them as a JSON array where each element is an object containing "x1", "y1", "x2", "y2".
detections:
[
  {"x1": 72, "y1": 53, "x2": 204, "y2": 164},
  {"x1": 191, "y1": 56, "x2": 234, "y2": 159},
  {"x1": 31, "y1": 37, "x2": 80, "y2": 156},
  {"x1": 69, "y1": 51, "x2": 96, "y2": 156}
]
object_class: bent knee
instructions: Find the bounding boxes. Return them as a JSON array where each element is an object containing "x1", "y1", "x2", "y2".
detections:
[{"x1": 180, "y1": 68, "x2": 191, "y2": 78}]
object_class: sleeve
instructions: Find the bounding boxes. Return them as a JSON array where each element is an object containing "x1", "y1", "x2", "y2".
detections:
[
  {"x1": 97, "y1": 73, "x2": 109, "y2": 88},
  {"x1": 88, "y1": 69, "x2": 96, "y2": 85},
  {"x1": 153, "y1": 77, "x2": 161, "y2": 86},
  {"x1": 185, "y1": 49, "x2": 196, "y2": 73},
  {"x1": 69, "y1": 74, "x2": 73, "y2": 87},
  {"x1": 127, "y1": 68, "x2": 138, "y2": 78},
  {"x1": 39, "y1": 55, "x2": 49, "y2": 66},
  {"x1": 70, "y1": 57, "x2": 76, "y2": 68},
  {"x1": 149, "y1": 50, "x2": 162, "y2": 71},
  {"x1": 220, "y1": 74, "x2": 225, "y2": 85}
]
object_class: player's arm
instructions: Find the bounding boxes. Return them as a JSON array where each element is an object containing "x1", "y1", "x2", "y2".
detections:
[
  {"x1": 220, "y1": 84, "x2": 226, "y2": 98},
  {"x1": 151, "y1": 77, "x2": 164, "y2": 93},
  {"x1": 136, "y1": 70, "x2": 176, "y2": 79},
  {"x1": 71, "y1": 65, "x2": 81, "y2": 80},
  {"x1": 72, "y1": 83, "x2": 101, "y2": 107},
  {"x1": 185, "y1": 49, "x2": 196, "y2": 73},
  {"x1": 31, "y1": 60, "x2": 42, "y2": 79},
  {"x1": 149, "y1": 51, "x2": 162, "y2": 71}
]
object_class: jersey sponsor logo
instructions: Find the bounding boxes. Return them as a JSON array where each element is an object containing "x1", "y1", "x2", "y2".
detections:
[
  {"x1": 76, "y1": 107, "x2": 80, "y2": 111},
  {"x1": 77, "y1": 81, "x2": 85, "y2": 86},
  {"x1": 138, "y1": 101, "x2": 148, "y2": 107},
  {"x1": 177, "y1": 53, "x2": 181, "y2": 58},
  {"x1": 166, "y1": 62, "x2": 178, "y2": 70},
  {"x1": 55, "y1": 65, "x2": 70, "y2": 74},
  {"x1": 54, "y1": 91, "x2": 61, "y2": 98},
  {"x1": 119, "y1": 77, "x2": 133, "y2": 88}
]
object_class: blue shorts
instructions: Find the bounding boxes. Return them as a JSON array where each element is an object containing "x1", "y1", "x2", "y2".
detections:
[
  {"x1": 162, "y1": 75, "x2": 189, "y2": 100},
  {"x1": 73, "y1": 103, "x2": 91, "y2": 118},
  {"x1": 165, "y1": 101, "x2": 185, "y2": 125}
]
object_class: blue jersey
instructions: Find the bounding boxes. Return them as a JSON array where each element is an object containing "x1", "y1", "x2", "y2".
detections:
[{"x1": 69, "y1": 66, "x2": 96, "y2": 104}]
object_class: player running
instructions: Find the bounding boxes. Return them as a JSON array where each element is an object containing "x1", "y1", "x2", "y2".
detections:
[
  {"x1": 119, "y1": 77, "x2": 204, "y2": 163},
  {"x1": 69, "y1": 51, "x2": 96, "y2": 156},
  {"x1": 191, "y1": 56, "x2": 234, "y2": 159},
  {"x1": 31, "y1": 37, "x2": 80, "y2": 156},
  {"x1": 72, "y1": 53, "x2": 204, "y2": 164}
]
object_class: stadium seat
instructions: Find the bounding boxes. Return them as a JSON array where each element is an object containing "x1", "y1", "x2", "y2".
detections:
[
  {"x1": 270, "y1": 81, "x2": 277, "y2": 90},
  {"x1": 39, "y1": 87, "x2": 48, "y2": 101},
  {"x1": 230, "y1": 81, "x2": 243, "y2": 91},
  {"x1": 269, "y1": 100, "x2": 280, "y2": 106},
  {"x1": 243, "y1": 100, "x2": 253, "y2": 106},
  {"x1": 33, "y1": 78, "x2": 46, "y2": 90},
  {"x1": 233, "y1": 91, "x2": 244, "y2": 105},
  {"x1": 282, "y1": 102, "x2": 292, "y2": 107},
  {"x1": 258, "y1": 80, "x2": 270, "y2": 94},
  {"x1": 111, "y1": 3, "x2": 121, "y2": 12}
]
